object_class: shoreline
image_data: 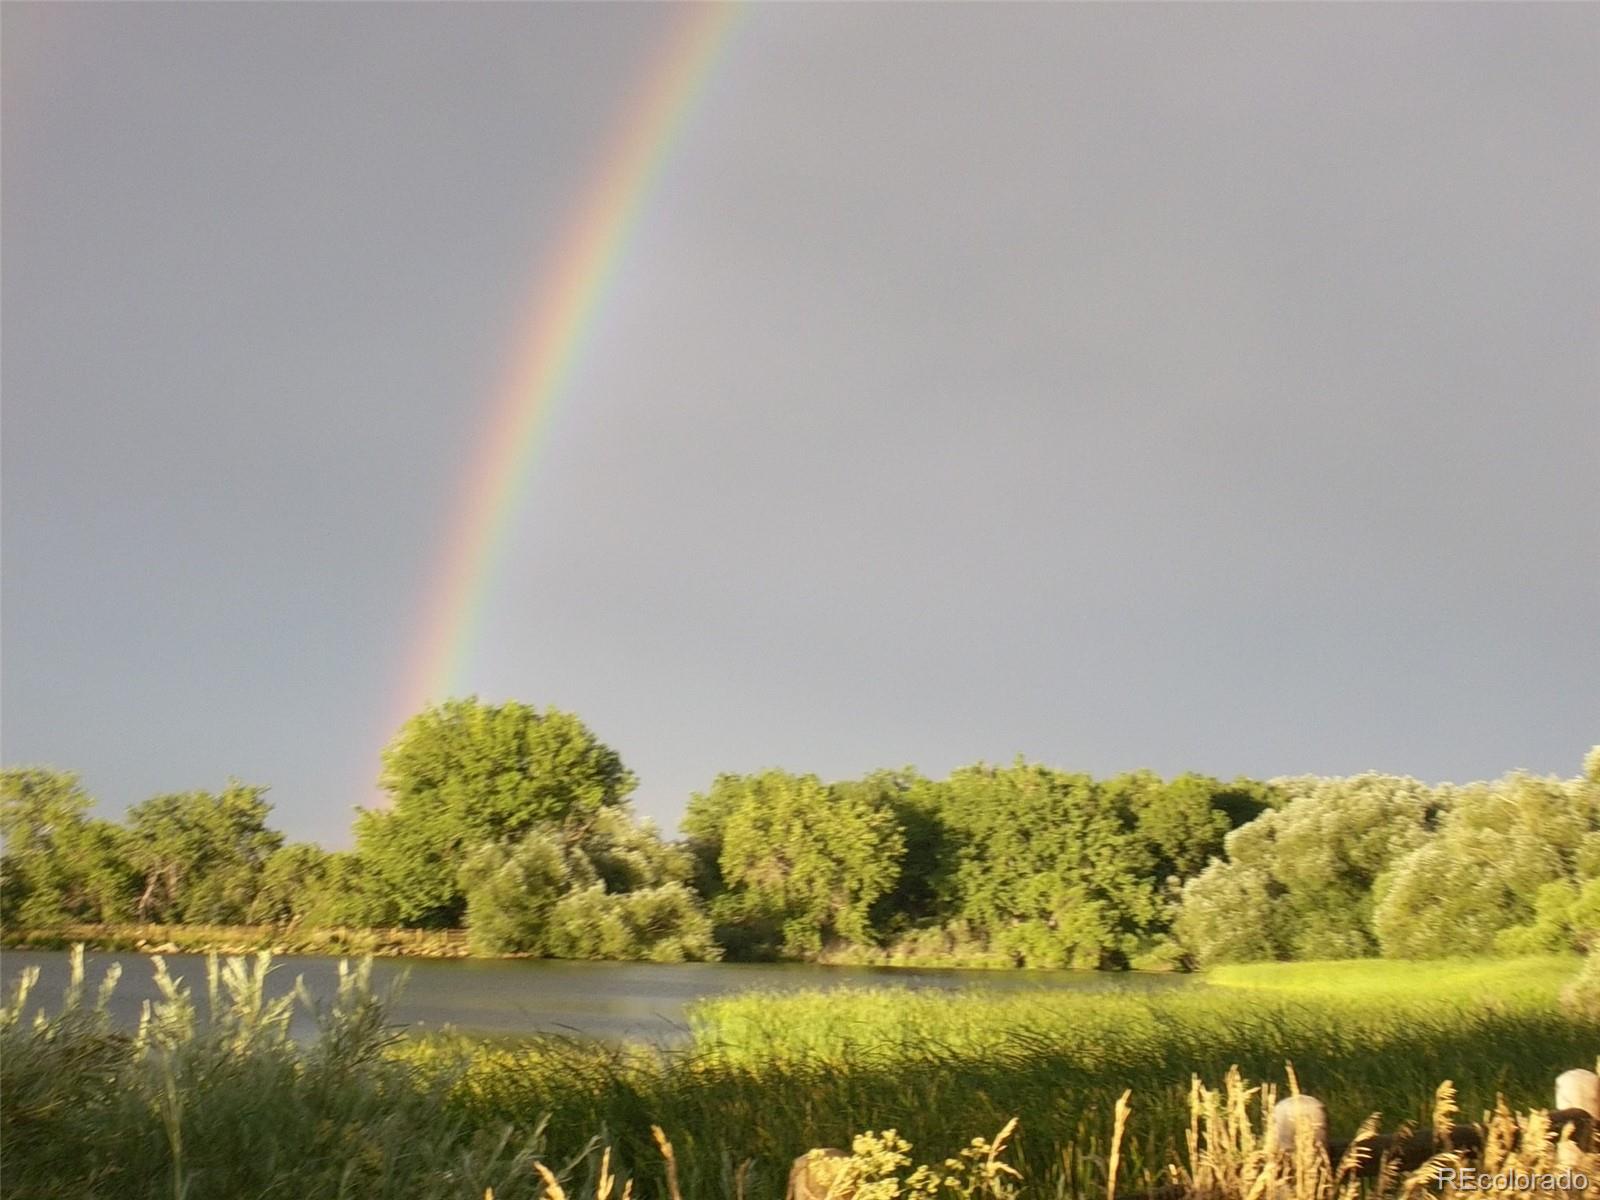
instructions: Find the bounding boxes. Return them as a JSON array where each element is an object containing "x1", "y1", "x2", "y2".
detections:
[
  {"x1": 0, "y1": 925, "x2": 1194, "y2": 972},
  {"x1": 1, "y1": 924, "x2": 474, "y2": 959}
]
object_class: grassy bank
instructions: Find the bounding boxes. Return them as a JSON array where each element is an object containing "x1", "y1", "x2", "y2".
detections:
[
  {"x1": 2, "y1": 951, "x2": 1594, "y2": 1199},
  {"x1": 1205, "y1": 956, "x2": 1583, "y2": 1001},
  {"x1": 473, "y1": 957, "x2": 1584, "y2": 1192},
  {"x1": 0, "y1": 924, "x2": 1176, "y2": 968}
]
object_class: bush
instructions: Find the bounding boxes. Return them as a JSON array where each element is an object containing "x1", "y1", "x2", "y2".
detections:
[
  {"x1": 1174, "y1": 863, "x2": 1283, "y2": 964},
  {"x1": 0, "y1": 949, "x2": 564, "y2": 1200},
  {"x1": 459, "y1": 823, "x2": 717, "y2": 961},
  {"x1": 1373, "y1": 831, "x2": 1563, "y2": 958},
  {"x1": 460, "y1": 833, "x2": 570, "y2": 955},
  {"x1": 1374, "y1": 772, "x2": 1599, "y2": 959},
  {"x1": 546, "y1": 883, "x2": 719, "y2": 963}
]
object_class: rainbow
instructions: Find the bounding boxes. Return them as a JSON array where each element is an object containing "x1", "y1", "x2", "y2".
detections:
[{"x1": 390, "y1": 4, "x2": 740, "y2": 736}]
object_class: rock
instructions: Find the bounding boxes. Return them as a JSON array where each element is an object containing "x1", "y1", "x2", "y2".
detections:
[
  {"x1": 786, "y1": 1149, "x2": 850, "y2": 1200},
  {"x1": 1272, "y1": 1095, "x2": 1328, "y2": 1152}
]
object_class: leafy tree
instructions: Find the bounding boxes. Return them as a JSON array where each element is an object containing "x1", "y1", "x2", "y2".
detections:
[
  {"x1": 1373, "y1": 770, "x2": 1600, "y2": 958},
  {"x1": 546, "y1": 883, "x2": 719, "y2": 962},
  {"x1": 687, "y1": 770, "x2": 934, "y2": 956},
  {"x1": 715, "y1": 770, "x2": 904, "y2": 957},
  {"x1": 459, "y1": 832, "x2": 570, "y2": 956},
  {"x1": 1175, "y1": 773, "x2": 1448, "y2": 963},
  {"x1": 449, "y1": 746, "x2": 708, "y2": 958},
  {"x1": 301, "y1": 851, "x2": 401, "y2": 927},
  {"x1": 248, "y1": 842, "x2": 332, "y2": 924},
  {"x1": 681, "y1": 773, "x2": 755, "y2": 898},
  {"x1": 1103, "y1": 771, "x2": 1273, "y2": 882},
  {"x1": 1372, "y1": 828, "x2": 1564, "y2": 958},
  {"x1": 1494, "y1": 878, "x2": 1600, "y2": 955},
  {"x1": 1, "y1": 768, "x2": 135, "y2": 926},
  {"x1": 579, "y1": 806, "x2": 694, "y2": 894},
  {"x1": 355, "y1": 699, "x2": 635, "y2": 924},
  {"x1": 248, "y1": 845, "x2": 398, "y2": 928},
  {"x1": 1437, "y1": 769, "x2": 1600, "y2": 874},
  {"x1": 124, "y1": 783, "x2": 281, "y2": 924},
  {"x1": 460, "y1": 822, "x2": 715, "y2": 960},
  {"x1": 1173, "y1": 863, "x2": 1283, "y2": 963},
  {"x1": 939, "y1": 762, "x2": 1160, "y2": 968},
  {"x1": 843, "y1": 770, "x2": 955, "y2": 930}
]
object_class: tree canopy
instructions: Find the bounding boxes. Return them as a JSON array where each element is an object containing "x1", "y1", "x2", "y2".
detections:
[
  {"x1": 125, "y1": 783, "x2": 282, "y2": 924},
  {"x1": 1, "y1": 768, "x2": 133, "y2": 927},
  {"x1": 354, "y1": 698, "x2": 636, "y2": 924},
  {"x1": 1176, "y1": 758, "x2": 1600, "y2": 965},
  {"x1": 713, "y1": 770, "x2": 904, "y2": 957},
  {"x1": 5, "y1": 713, "x2": 1595, "y2": 971}
]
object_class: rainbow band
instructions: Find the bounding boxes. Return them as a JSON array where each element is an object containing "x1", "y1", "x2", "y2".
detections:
[{"x1": 394, "y1": 5, "x2": 740, "y2": 731}]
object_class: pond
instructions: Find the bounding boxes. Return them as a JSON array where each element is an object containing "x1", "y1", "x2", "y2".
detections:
[{"x1": 0, "y1": 949, "x2": 1198, "y2": 1042}]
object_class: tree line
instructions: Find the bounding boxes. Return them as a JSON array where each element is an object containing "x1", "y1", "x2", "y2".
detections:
[{"x1": 3, "y1": 698, "x2": 1596, "y2": 966}]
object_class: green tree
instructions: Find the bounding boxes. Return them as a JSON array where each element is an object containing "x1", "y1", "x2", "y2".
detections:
[
  {"x1": 459, "y1": 817, "x2": 715, "y2": 960},
  {"x1": 1174, "y1": 773, "x2": 1448, "y2": 963},
  {"x1": 1373, "y1": 770, "x2": 1600, "y2": 958},
  {"x1": 1494, "y1": 877, "x2": 1600, "y2": 955},
  {"x1": 1, "y1": 768, "x2": 135, "y2": 926},
  {"x1": 300, "y1": 851, "x2": 400, "y2": 927},
  {"x1": 458, "y1": 832, "x2": 570, "y2": 955},
  {"x1": 247, "y1": 844, "x2": 398, "y2": 928},
  {"x1": 580, "y1": 806, "x2": 694, "y2": 894},
  {"x1": 840, "y1": 770, "x2": 955, "y2": 930},
  {"x1": 248, "y1": 842, "x2": 332, "y2": 924},
  {"x1": 1173, "y1": 862, "x2": 1284, "y2": 963},
  {"x1": 939, "y1": 762, "x2": 1160, "y2": 968},
  {"x1": 681, "y1": 773, "x2": 753, "y2": 898},
  {"x1": 1103, "y1": 771, "x2": 1273, "y2": 882},
  {"x1": 1371, "y1": 827, "x2": 1562, "y2": 958},
  {"x1": 124, "y1": 783, "x2": 281, "y2": 924},
  {"x1": 715, "y1": 770, "x2": 904, "y2": 957},
  {"x1": 546, "y1": 882, "x2": 719, "y2": 963},
  {"x1": 354, "y1": 699, "x2": 636, "y2": 925}
]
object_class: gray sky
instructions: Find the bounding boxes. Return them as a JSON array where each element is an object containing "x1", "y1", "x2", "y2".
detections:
[{"x1": 4, "y1": 2, "x2": 1597, "y2": 847}]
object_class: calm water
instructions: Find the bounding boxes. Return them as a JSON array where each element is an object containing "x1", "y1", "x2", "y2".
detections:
[{"x1": 0, "y1": 949, "x2": 1196, "y2": 1042}]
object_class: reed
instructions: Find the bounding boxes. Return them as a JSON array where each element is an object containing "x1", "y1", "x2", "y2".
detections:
[{"x1": 2, "y1": 950, "x2": 1594, "y2": 1199}]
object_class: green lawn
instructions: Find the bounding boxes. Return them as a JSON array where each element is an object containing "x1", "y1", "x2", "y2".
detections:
[{"x1": 1206, "y1": 955, "x2": 1583, "y2": 1001}]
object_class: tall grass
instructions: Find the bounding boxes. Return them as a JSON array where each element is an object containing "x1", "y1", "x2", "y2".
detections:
[
  {"x1": 1, "y1": 948, "x2": 557, "y2": 1199},
  {"x1": 2, "y1": 950, "x2": 1594, "y2": 1199},
  {"x1": 423, "y1": 959, "x2": 1594, "y2": 1198}
]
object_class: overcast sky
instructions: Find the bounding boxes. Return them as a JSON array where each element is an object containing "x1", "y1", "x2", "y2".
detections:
[{"x1": 4, "y1": 3, "x2": 1597, "y2": 846}]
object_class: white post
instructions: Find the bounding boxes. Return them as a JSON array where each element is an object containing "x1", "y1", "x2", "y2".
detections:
[
  {"x1": 1556, "y1": 1068, "x2": 1600, "y2": 1115},
  {"x1": 1273, "y1": 1094, "x2": 1329, "y2": 1154},
  {"x1": 1555, "y1": 1069, "x2": 1599, "y2": 1165}
]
